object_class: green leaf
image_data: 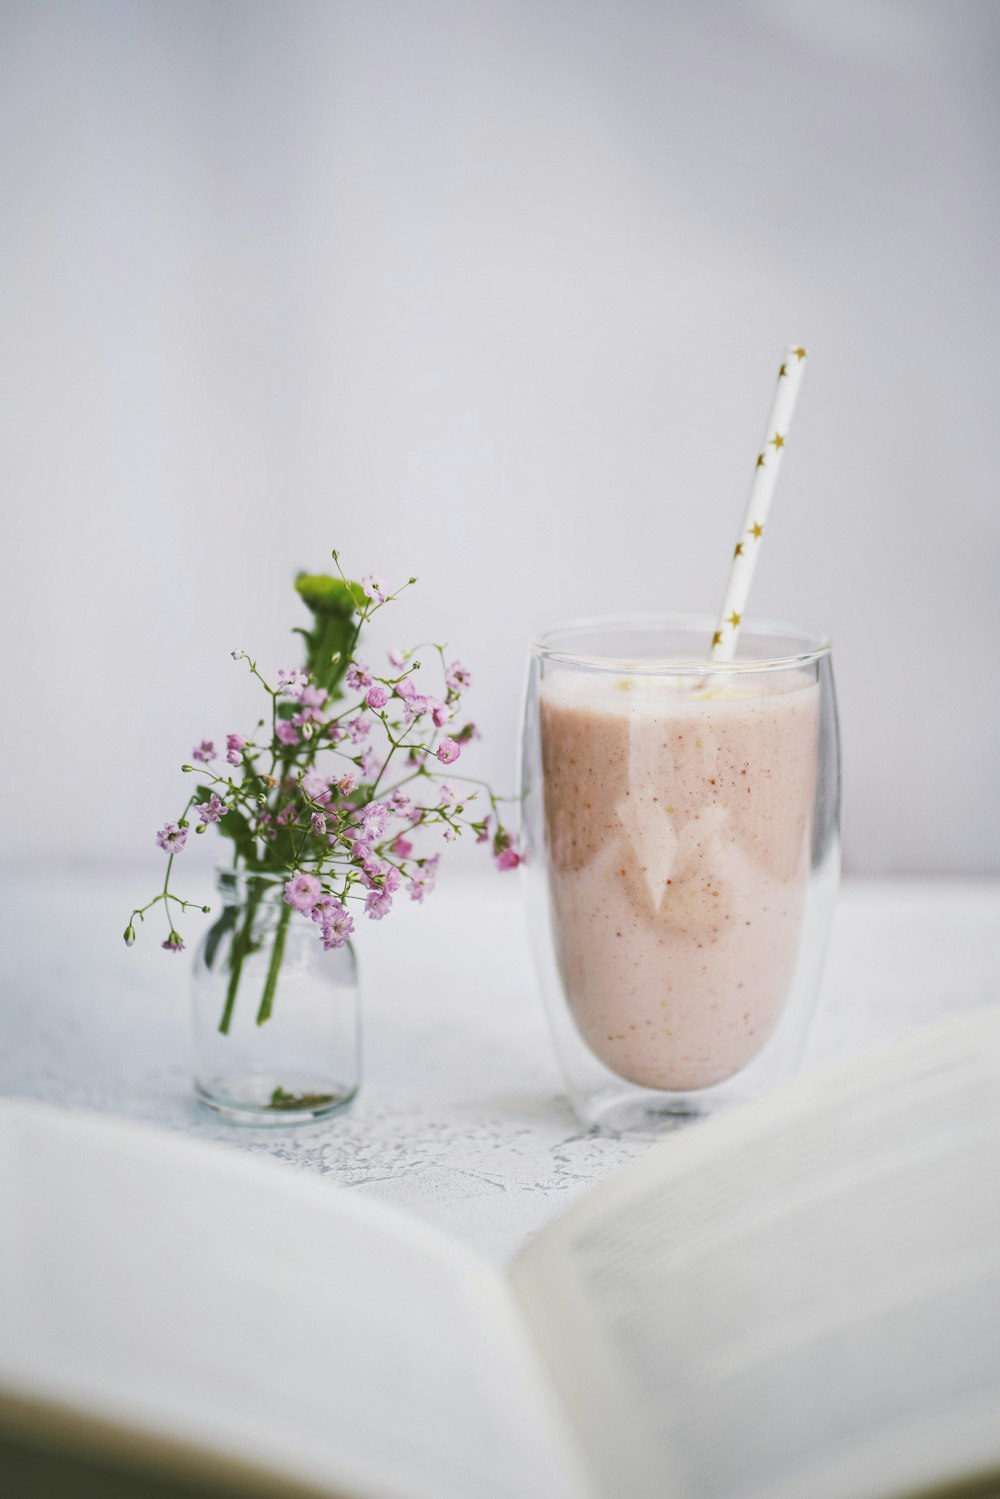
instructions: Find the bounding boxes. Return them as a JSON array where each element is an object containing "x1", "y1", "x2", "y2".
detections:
[
  {"x1": 202, "y1": 905, "x2": 238, "y2": 970},
  {"x1": 211, "y1": 807, "x2": 258, "y2": 864},
  {"x1": 295, "y1": 573, "x2": 366, "y2": 615},
  {"x1": 294, "y1": 570, "x2": 364, "y2": 698}
]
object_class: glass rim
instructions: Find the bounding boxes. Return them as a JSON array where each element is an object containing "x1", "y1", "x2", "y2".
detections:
[
  {"x1": 215, "y1": 866, "x2": 286, "y2": 893},
  {"x1": 530, "y1": 611, "x2": 831, "y2": 674}
]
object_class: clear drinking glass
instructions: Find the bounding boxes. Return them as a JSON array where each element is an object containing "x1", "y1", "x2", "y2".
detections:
[
  {"x1": 520, "y1": 614, "x2": 840, "y2": 1133},
  {"x1": 192, "y1": 869, "x2": 361, "y2": 1125}
]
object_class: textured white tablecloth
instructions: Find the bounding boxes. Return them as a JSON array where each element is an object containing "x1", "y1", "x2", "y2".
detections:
[{"x1": 1, "y1": 873, "x2": 997, "y2": 1260}]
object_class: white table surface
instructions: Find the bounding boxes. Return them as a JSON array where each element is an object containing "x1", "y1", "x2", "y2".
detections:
[{"x1": 1, "y1": 873, "x2": 997, "y2": 1261}]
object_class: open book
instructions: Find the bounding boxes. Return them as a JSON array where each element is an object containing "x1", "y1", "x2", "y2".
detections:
[{"x1": 2, "y1": 1006, "x2": 999, "y2": 1499}]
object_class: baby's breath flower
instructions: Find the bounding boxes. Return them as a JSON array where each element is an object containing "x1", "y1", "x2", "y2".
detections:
[
  {"x1": 155, "y1": 822, "x2": 187, "y2": 853},
  {"x1": 446, "y1": 661, "x2": 472, "y2": 693},
  {"x1": 126, "y1": 556, "x2": 509, "y2": 978},
  {"x1": 197, "y1": 793, "x2": 228, "y2": 825},
  {"x1": 361, "y1": 573, "x2": 388, "y2": 604},
  {"x1": 277, "y1": 667, "x2": 308, "y2": 698}
]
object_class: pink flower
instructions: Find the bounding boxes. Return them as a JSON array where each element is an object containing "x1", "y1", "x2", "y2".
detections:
[
  {"x1": 391, "y1": 835, "x2": 413, "y2": 858},
  {"x1": 361, "y1": 801, "x2": 391, "y2": 840},
  {"x1": 360, "y1": 858, "x2": 387, "y2": 889},
  {"x1": 277, "y1": 667, "x2": 308, "y2": 699},
  {"x1": 476, "y1": 815, "x2": 492, "y2": 845},
  {"x1": 408, "y1": 858, "x2": 439, "y2": 903},
  {"x1": 436, "y1": 738, "x2": 461, "y2": 765},
  {"x1": 442, "y1": 827, "x2": 457, "y2": 843},
  {"x1": 495, "y1": 847, "x2": 521, "y2": 872},
  {"x1": 284, "y1": 873, "x2": 323, "y2": 913},
  {"x1": 326, "y1": 722, "x2": 346, "y2": 744},
  {"x1": 383, "y1": 867, "x2": 402, "y2": 895},
  {"x1": 395, "y1": 676, "x2": 417, "y2": 702},
  {"x1": 454, "y1": 722, "x2": 482, "y2": 743},
  {"x1": 347, "y1": 662, "x2": 373, "y2": 691},
  {"x1": 388, "y1": 789, "x2": 415, "y2": 819},
  {"x1": 275, "y1": 721, "x2": 300, "y2": 747},
  {"x1": 446, "y1": 661, "x2": 472, "y2": 693},
  {"x1": 301, "y1": 770, "x2": 331, "y2": 803},
  {"x1": 156, "y1": 823, "x2": 187, "y2": 853},
  {"x1": 197, "y1": 793, "x2": 228, "y2": 825},
  {"x1": 276, "y1": 803, "x2": 298, "y2": 827},
  {"x1": 438, "y1": 783, "x2": 456, "y2": 806},
  {"x1": 387, "y1": 648, "x2": 406, "y2": 669},
  {"x1": 320, "y1": 901, "x2": 355, "y2": 950},
  {"x1": 366, "y1": 685, "x2": 389, "y2": 711},
  {"x1": 225, "y1": 732, "x2": 245, "y2": 766},
  {"x1": 361, "y1": 573, "x2": 388, "y2": 604},
  {"x1": 294, "y1": 697, "x2": 327, "y2": 725},
  {"x1": 365, "y1": 888, "x2": 394, "y2": 920},
  {"x1": 430, "y1": 700, "x2": 450, "y2": 728},
  {"x1": 337, "y1": 772, "x2": 357, "y2": 795},
  {"x1": 311, "y1": 811, "x2": 327, "y2": 836},
  {"x1": 162, "y1": 931, "x2": 185, "y2": 952},
  {"x1": 300, "y1": 684, "x2": 328, "y2": 711},
  {"x1": 347, "y1": 715, "x2": 371, "y2": 744},
  {"x1": 192, "y1": 740, "x2": 215, "y2": 763}
]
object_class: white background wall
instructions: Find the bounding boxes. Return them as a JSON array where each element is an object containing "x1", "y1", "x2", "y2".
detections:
[{"x1": 1, "y1": 0, "x2": 998, "y2": 876}]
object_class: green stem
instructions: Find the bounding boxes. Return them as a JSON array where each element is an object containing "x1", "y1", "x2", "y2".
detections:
[
  {"x1": 256, "y1": 900, "x2": 291, "y2": 1027},
  {"x1": 219, "y1": 887, "x2": 261, "y2": 1035}
]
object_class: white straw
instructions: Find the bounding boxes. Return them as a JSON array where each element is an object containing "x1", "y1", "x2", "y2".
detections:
[{"x1": 710, "y1": 346, "x2": 808, "y2": 662}]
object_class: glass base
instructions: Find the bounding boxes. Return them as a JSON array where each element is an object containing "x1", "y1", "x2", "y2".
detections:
[
  {"x1": 576, "y1": 1084, "x2": 737, "y2": 1137},
  {"x1": 194, "y1": 1070, "x2": 358, "y2": 1126}
]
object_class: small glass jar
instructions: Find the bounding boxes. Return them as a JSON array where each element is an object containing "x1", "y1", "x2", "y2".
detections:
[
  {"x1": 521, "y1": 613, "x2": 840, "y2": 1134},
  {"x1": 192, "y1": 869, "x2": 361, "y2": 1125}
]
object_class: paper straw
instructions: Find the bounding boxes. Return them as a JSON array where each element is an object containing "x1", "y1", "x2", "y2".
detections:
[{"x1": 710, "y1": 346, "x2": 808, "y2": 662}]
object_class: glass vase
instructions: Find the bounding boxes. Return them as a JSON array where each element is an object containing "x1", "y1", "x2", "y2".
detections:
[
  {"x1": 192, "y1": 869, "x2": 361, "y2": 1125},
  {"x1": 520, "y1": 613, "x2": 840, "y2": 1134}
]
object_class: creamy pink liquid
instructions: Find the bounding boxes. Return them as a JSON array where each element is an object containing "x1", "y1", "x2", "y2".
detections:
[{"x1": 540, "y1": 671, "x2": 819, "y2": 1090}]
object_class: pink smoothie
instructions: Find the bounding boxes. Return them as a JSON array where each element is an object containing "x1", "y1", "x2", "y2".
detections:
[{"x1": 539, "y1": 670, "x2": 819, "y2": 1091}]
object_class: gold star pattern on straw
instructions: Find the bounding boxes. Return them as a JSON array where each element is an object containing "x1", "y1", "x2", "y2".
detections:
[{"x1": 711, "y1": 343, "x2": 808, "y2": 662}]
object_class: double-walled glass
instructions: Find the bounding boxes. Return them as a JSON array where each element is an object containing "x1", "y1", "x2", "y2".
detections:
[{"x1": 521, "y1": 615, "x2": 840, "y2": 1133}]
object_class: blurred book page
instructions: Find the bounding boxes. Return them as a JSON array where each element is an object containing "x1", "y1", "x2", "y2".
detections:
[
  {"x1": 510, "y1": 1008, "x2": 1000, "y2": 1499},
  {"x1": 0, "y1": 1102, "x2": 593, "y2": 1499}
]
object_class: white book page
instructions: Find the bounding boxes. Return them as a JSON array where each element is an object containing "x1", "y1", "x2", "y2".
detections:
[
  {"x1": 510, "y1": 1007, "x2": 1000, "y2": 1499},
  {"x1": 0, "y1": 1101, "x2": 594, "y2": 1499}
]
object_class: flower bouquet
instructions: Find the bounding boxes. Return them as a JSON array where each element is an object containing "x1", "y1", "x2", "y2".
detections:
[{"x1": 125, "y1": 554, "x2": 517, "y2": 1122}]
